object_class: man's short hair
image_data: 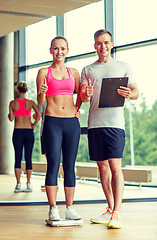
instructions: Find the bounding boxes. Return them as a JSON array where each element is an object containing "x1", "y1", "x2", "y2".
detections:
[{"x1": 94, "y1": 29, "x2": 112, "y2": 41}]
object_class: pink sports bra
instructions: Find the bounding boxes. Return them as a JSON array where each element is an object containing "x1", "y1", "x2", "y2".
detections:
[
  {"x1": 46, "y1": 66, "x2": 75, "y2": 96},
  {"x1": 14, "y1": 98, "x2": 31, "y2": 117}
]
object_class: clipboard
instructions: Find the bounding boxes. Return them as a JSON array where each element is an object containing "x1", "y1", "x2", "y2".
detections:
[{"x1": 99, "y1": 77, "x2": 128, "y2": 108}]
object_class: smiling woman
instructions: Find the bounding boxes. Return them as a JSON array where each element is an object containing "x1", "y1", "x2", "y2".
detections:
[{"x1": 36, "y1": 35, "x2": 82, "y2": 222}]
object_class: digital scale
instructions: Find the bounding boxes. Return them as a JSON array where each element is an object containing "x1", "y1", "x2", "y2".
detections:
[{"x1": 45, "y1": 219, "x2": 83, "y2": 227}]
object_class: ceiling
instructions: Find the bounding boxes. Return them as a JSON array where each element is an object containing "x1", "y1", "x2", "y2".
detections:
[{"x1": 0, "y1": 0, "x2": 100, "y2": 37}]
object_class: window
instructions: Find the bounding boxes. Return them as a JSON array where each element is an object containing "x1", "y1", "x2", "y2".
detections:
[
  {"x1": 115, "y1": 0, "x2": 157, "y2": 45},
  {"x1": 26, "y1": 17, "x2": 56, "y2": 65},
  {"x1": 116, "y1": 45, "x2": 157, "y2": 107},
  {"x1": 65, "y1": 0, "x2": 104, "y2": 56}
]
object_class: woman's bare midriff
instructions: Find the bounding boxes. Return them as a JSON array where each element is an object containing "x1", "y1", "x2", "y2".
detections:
[
  {"x1": 46, "y1": 95, "x2": 77, "y2": 118},
  {"x1": 14, "y1": 116, "x2": 32, "y2": 129}
]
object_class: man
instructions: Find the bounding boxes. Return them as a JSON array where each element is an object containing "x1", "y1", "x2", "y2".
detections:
[{"x1": 80, "y1": 29, "x2": 139, "y2": 229}]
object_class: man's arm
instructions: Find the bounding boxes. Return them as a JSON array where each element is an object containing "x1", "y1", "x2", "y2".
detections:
[
  {"x1": 117, "y1": 83, "x2": 139, "y2": 100},
  {"x1": 128, "y1": 83, "x2": 139, "y2": 100}
]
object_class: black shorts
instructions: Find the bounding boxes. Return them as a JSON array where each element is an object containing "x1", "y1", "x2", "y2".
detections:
[{"x1": 88, "y1": 127, "x2": 125, "y2": 161}]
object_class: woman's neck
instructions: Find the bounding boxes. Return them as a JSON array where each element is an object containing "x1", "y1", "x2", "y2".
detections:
[
  {"x1": 51, "y1": 62, "x2": 66, "y2": 70},
  {"x1": 18, "y1": 93, "x2": 26, "y2": 100}
]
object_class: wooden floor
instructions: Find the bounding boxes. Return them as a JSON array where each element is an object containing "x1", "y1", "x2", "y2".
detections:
[
  {"x1": 0, "y1": 174, "x2": 157, "y2": 239},
  {"x1": 0, "y1": 202, "x2": 157, "y2": 240}
]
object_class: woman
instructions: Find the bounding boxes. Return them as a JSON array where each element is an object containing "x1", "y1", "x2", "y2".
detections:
[
  {"x1": 36, "y1": 36, "x2": 82, "y2": 221},
  {"x1": 8, "y1": 81, "x2": 41, "y2": 192}
]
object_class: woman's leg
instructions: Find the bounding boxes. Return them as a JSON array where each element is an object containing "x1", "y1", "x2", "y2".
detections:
[
  {"x1": 12, "y1": 129, "x2": 23, "y2": 184},
  {"x1": 15, "y1": 168, "x2": 21, "y2": 184},
  {"x1": 24, "y1": 129, "x2": 34, "y2": 184},
  {"x1": 26, "y1": 169, "x2": 33, "y2": 183},
  {"x1": 45, "y1": 186, "x2": 58, "y2": 207},
  {"x1": 62, "y1": 118, "x2": 80, "y2": 207},
  {"x1": 43, "y1": 116, "x2": 62, "y2": 208}
]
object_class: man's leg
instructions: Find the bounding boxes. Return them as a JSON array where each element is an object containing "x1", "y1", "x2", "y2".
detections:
[
  {"x1": 108, "y1": 158, "x2": 124, "y2": 211},
  {"x1": 97, "y1": 160, "x2": 114, "y2": 210},
  {"x1": 107, "y1": 158, "x2": 124, "y2": 229},
  {"x1": 90, "y1": 160, "x2": 113, "y2": 223}
]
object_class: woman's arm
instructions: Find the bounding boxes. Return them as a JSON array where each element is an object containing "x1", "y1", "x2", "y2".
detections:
[
  {"x1": 8, "y1": 101, "x2": 14, "y2": 122},
  {"x1": 36, "y1": 68, "x2": 48, "y2": 105},
  {"x1": 31, "y1": 101, "x2": 41, "y2": 129},
  {"x1": 71, "y1": 68, "x2": 82, "y2": 110}
]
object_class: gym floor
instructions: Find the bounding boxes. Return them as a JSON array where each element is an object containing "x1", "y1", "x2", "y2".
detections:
[{"x1": 0, "y1": 175, "x2": 157, "y2": 240}]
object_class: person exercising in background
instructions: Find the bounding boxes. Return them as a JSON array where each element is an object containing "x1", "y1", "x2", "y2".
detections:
[{"x1": 8, "y1": 81, "x2": 41, "y2": 192}]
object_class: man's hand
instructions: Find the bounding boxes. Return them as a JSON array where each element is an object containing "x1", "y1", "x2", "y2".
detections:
[
  {"x1": 80, "y1": 78, "x2": 94, "y2": 102},
  {"x1": 117, "y1": 86, "x2": 132, "y2": 99},
  {"x1": 86, "y1": 79, "x2": 94, "y2": 97}
]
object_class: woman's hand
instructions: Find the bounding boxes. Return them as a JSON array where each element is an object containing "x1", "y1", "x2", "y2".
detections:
[
  {"x1": 32, "y1": 123, "x2": 36, "y2": 130},
  {"x1": 39, "y1": 78, "x2": 48, "y2": 95}
]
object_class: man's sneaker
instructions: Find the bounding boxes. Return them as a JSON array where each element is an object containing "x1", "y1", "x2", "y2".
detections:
[
  {"x1": 107, "y1": 211, "x2": 122, "y2": 229},
  {"x1": 25, "y1": 183, "x2": 32, "y2": 192},
  {"x1": 14, "y1": 183, "x2": 21, "y2": 193},
  {"x1": 90, "y1": 207, "x2": 112, "y2": 224},
  {"x1": 41, "y1": 185, "x2": 46, "y2": 192},
  {"x1": 49, "y1": 206, "x2": 60, "y2": 221},
  {"x1": 65, "y1": 206, "x2": 81, "y2": 220}
]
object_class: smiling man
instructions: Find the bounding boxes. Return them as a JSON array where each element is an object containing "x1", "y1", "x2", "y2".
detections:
[{"x1": 80, "y1": 29, "x2": 139, "y2": 229}]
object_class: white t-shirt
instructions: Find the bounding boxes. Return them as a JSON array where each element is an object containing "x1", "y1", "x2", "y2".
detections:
[{"x1": 81, "y1": 60, "x2": 135, "y2": 130}]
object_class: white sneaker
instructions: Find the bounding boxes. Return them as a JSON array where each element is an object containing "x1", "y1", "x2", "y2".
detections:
[
  {"x1": 14, "y1": 183, "x2": 21, "y2": 193},
  {"x1": 65, "y1": 206, "x2": 81, "y2": 220},
  {"x1": 49, "y1": 206, "x2": 60, "y2": 221},
  {"x1": 90, "y1": 207, "x2": 112, "y2": 224},
  {"x1": 25, "y1": 183, "x2": 32, "y2": 192}
]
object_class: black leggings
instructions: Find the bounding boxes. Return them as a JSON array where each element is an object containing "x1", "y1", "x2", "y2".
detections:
[
  {"x1": 12, "y1": 129, "x2": 34, "y2": 170},
  {"x1": 43, "y1": 116, "x2": 80, "y2": 187}
]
